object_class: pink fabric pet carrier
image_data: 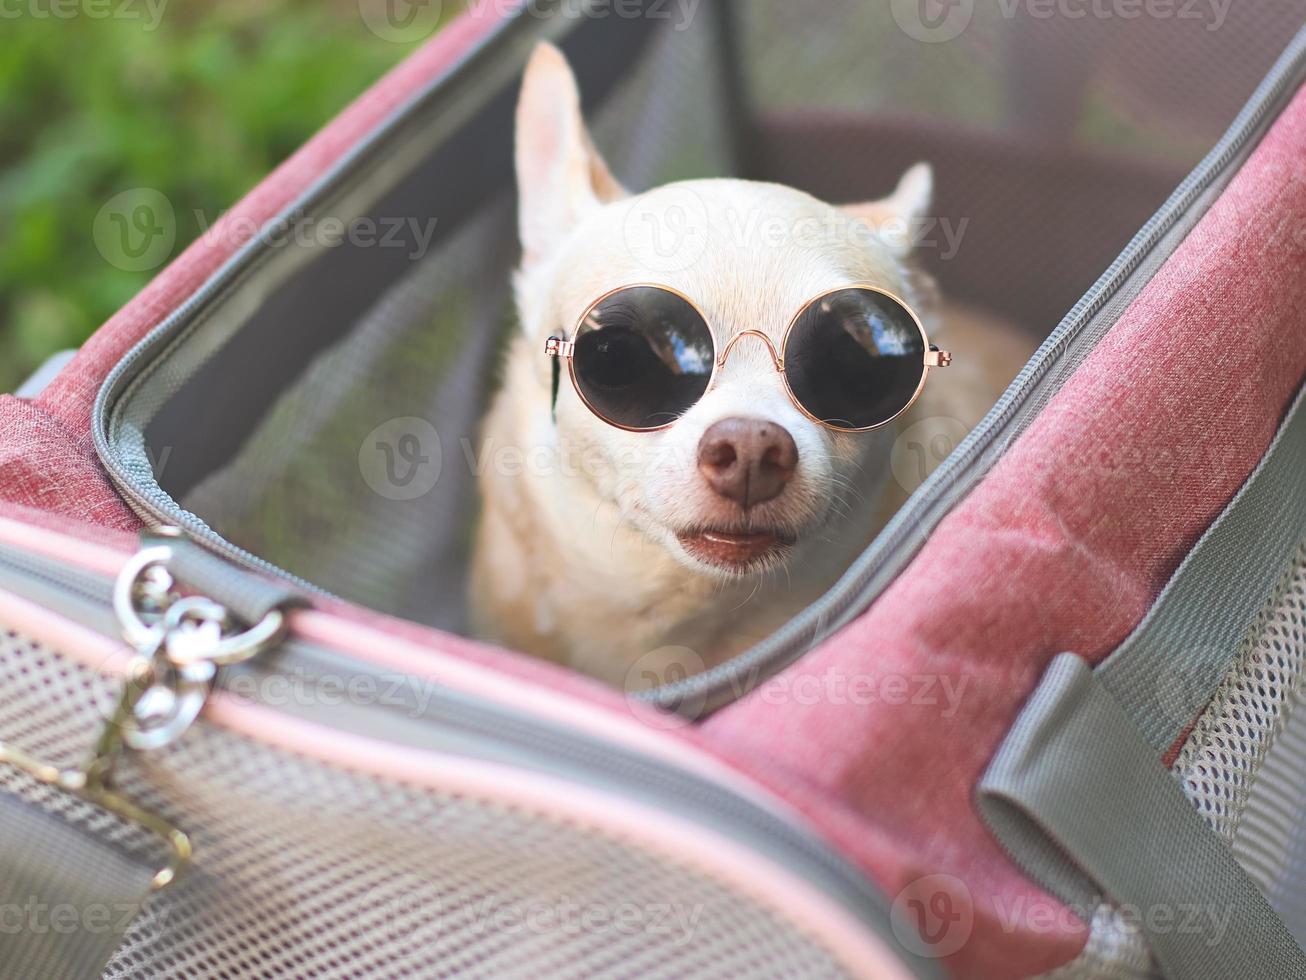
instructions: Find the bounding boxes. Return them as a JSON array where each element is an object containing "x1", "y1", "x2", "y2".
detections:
[{"x1": 1, "y1": 2, "x2": 1305, "y2": 977}]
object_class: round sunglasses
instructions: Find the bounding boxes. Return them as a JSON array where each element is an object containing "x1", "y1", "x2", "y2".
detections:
[{"x1": 544, "y1": 283, "x2": 951, "y2": 432}]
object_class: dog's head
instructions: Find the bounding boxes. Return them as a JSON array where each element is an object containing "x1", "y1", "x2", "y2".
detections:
[{"x1": 511, "y1": 44, "x2": 937, "y2": 579}]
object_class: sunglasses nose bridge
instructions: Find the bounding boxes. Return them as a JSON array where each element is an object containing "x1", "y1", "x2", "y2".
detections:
[{"x1": 716, "y1": 330, "x2": 784, "y2": 372}]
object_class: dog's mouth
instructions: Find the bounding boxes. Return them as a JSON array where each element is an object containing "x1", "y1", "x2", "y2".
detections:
[{"x1": 675, "y1": 527, "x2": 797, "y2": 570}]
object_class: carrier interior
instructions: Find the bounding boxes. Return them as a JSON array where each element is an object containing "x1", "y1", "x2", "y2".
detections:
[{"x1": 137, "y1": 0, "x2": 1302, "y2": 634}]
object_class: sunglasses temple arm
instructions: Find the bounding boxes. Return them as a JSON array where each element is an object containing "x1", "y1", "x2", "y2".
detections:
[
  {"x1": 926, "y1": 345, "x2": 952, "y2": 367},
  {"x1": 545, "y1": 336, "x2": 574, "y2": 421}
]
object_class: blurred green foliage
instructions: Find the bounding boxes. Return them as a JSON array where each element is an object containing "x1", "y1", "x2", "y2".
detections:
[{"x1": 0, "y1": 1, "x2": 437, "y2": 392}]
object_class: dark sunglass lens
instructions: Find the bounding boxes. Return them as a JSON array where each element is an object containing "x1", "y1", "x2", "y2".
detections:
[
  {"x1": 783, "y1": 288, "x2": 926, "y2": 430},
  {"x1": 572, "y1": 287, "x2": 714, "y2": 430}
]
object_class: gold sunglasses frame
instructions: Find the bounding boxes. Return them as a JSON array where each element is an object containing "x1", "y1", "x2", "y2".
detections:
[{"x1": 545, "y1": 282, "x2": 951, "y2": 433}]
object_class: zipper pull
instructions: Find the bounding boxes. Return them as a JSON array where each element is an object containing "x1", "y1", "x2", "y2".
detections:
[
  {"x1": 106, "y1": 528, "x2": 287, "y2": 754},
  {"x1": 0, "y1": 526, "x2": 290, "y2": 891}
]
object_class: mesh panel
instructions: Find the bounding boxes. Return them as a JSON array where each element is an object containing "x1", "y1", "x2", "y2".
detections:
[
  {"x1": 739, "y1": 0, "x2": 1300, "y2": 153},
  {"x1": 182, "y1": 200, "x2": 518, "y2": 629},
  {"x1": 1173, "y1": 540, "x2": 1306, "y2": 945},
  {"x1": 1174, "y1": 541, "x2": 1306, "y2": 842},
  {"x1": 739, "y1": 0, "x2": 1306, "y2": 329},
  {"x1": 173, "y1": 15, "x2": 733, "y2": 631},
  {"x1": 0, "y1": 630, "x2": 854, "y2": 979}
]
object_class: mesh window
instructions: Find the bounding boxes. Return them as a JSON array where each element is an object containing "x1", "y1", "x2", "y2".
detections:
[{"x1": 0, "y1": 628, "x2": 858, "y2": 979}]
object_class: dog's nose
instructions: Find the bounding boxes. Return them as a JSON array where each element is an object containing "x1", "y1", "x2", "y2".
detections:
[{"x1": 697, "y1": 418, "x2": 798, "y2": 509}]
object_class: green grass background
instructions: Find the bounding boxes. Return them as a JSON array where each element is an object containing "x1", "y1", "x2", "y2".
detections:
[{"x1": 0, "y1": 1, "x2": 452, "y2": 392}]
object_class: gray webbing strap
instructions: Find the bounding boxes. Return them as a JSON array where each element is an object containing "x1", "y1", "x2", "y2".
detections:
[
  {"x1": 0, "y1": 789, "x2": 155, "y2": 979},
  {"x1": 979, "y1": 653, "x2": 1306, "y2": 980},
  {"x1": 1096, "y1": 381, "x2": 1306, "y2": 750}
]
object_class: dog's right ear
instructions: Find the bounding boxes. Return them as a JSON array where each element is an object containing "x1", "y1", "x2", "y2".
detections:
[{"x1": 515, "y1": 43, "x2": 626, "y2": 266}]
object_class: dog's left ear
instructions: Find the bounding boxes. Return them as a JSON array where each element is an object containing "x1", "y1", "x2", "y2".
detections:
[
  {"x1": 840, "y1": 163, "x2": 932, "y2": 258},
  {"x1": 515, "y1": 43, "x2": 626, "y2": 267}
]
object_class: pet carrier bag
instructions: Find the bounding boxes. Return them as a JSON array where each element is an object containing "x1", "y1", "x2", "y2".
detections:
[{"x1": 1, "y1": 1, "x2": 1306, "y2": 977}]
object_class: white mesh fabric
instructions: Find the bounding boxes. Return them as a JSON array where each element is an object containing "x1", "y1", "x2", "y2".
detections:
[
  {"x1": 0, "y1": 630, "x2": 854, "y2": 979},
  {"x1": 1173, "y1": 541, "x2": 1306, "y2": 843},
  {"x1": 1173, "y1": 541, "x2": 1306, "y2": 947}
]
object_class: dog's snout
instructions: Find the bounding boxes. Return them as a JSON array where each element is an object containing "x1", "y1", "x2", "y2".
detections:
[{"x1": 697, "y1": 417, "x2": 798, "y2": 509}]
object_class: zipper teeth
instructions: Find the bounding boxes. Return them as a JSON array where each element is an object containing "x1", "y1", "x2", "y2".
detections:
[
  {"x1": 0, "y1": 549, "x2": 113, "y2": 609},
  {"x1": 94, "y1": 23, "x2": 1306, "y2": 711}
]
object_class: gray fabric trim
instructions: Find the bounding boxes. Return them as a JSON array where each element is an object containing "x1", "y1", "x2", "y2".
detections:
[
  {"x1": 979, "y1": 653, "x2": 1306, "y2": 980},
  {"x1": 0, "y1": 789, "x2": 155, "y2": 980},
  {"x1": 160, "y1": 537, "x2": 308, "y2": 625},
  {"x1": 1097, "y1": 381, "x2": 1306, "y2": 750}
]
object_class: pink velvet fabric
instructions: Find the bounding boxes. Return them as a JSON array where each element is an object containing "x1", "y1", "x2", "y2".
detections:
[
  {"x1": 0, "y1": 396, "x2": 139, "y2": 530},
  {"x1": 701, "y1": 84, "x2": 1306, "y2": 977}
]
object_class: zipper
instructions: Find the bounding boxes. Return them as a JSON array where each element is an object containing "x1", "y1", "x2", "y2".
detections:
[
  {"x1": 90, "y1": 21, "x2": 1306, "y2": 712},
  {"x1": 0, "y1": 535, "x2": 943, "y2": 980}
]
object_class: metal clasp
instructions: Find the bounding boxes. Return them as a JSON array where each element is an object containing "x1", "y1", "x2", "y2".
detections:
[
  {"x1": 544, "y1": 336, "x2": 574, "y2": 358},
  {"x1": 926, "y1": 345, "x2": 952, "y2": 367},
  {"x1": 0, "y1": 528, "x2": 286, "y2": 890}
]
